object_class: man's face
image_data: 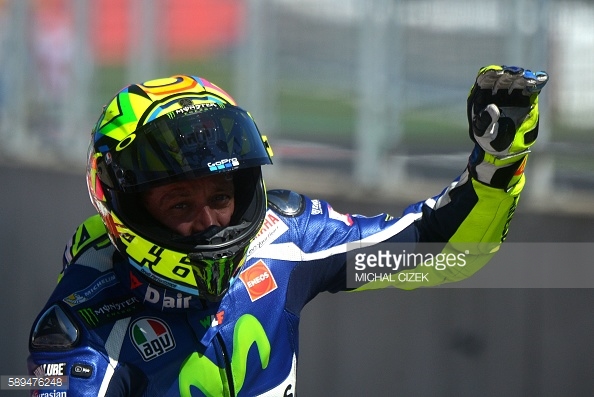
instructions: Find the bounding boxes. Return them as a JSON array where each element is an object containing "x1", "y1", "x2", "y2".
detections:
[{"x1": 142, "y1": 174, "x2": 235, "y2": 236}]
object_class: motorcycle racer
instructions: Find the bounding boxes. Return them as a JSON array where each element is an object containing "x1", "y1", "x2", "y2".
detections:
[{"x1": 28, "y1": 65, "x2": 547, "y2": 396}]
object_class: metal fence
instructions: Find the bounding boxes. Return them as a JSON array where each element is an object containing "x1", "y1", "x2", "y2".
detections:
[{"x1": 0, "y1": 0, "x2": 592, "y2": 212}]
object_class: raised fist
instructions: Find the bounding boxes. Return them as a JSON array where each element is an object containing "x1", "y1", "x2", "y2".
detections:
[{"x1": 467, "y1": 65, "x2": 549, "y2": 189}]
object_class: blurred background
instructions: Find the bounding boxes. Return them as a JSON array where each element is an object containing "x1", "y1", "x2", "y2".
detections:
[{"x1": 1, "y1": 0, "x2": 594, "y2": 396}]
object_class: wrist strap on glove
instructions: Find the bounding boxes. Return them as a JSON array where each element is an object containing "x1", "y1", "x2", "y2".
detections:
[{"x1": 468, "y1": 144, "x2": 528, "y2": 190}]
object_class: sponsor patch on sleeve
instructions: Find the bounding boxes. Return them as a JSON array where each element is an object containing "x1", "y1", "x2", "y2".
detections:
[
  {"x1": 246, "y1": 211, "x2": 289, "y2": 257},
  {"x1": 239, "y1": 260, "x2": 278, "y2": 302},
  {"x1": 327, "y1": 204, "x2": 354, "y2": 226}
]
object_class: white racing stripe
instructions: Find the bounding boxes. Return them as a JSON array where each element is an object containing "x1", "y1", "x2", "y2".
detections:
[
  {"x1": 255, "y1": 211, "x2": 423, "y2": 261},
  {"x1": 98, "y1": 318, "x2": 131, "y2": 397}
]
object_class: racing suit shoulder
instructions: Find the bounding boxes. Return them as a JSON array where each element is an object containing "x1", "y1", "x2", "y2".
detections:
[
  {"x1": 34, "y1": 214, "x2": 118, "y2": 332},
  {"x1": 253, "y1": 191, "x2": 421, "y2": 299},
  {"x1": 28, "y1": 215, "x2": 133, "y2": 395},
  {"x1": 30, "y1": 303, "x2": 80, "y2": 351},
  {"x1": 63, "y1": 214, "x2": 114, "y2": 272},
  {"x1": 29, "y1": 218, "x2": 120, "y2": 355},
  {"x1": 267, "y1": 189, "x2": 305, "y2": 217},
  {"x1": 258, "y1": 189, "x2": 422, "y2": 258},
  {"x1": 28, "y1": 300, "x2": 149, "y2": 396},
  {"x1": 28, "y1": 263, "x2": 148, "y2": 395}
]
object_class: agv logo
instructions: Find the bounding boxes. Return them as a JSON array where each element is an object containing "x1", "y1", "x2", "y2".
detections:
[{"x1": 129, "y1": 317, "x2": 176, "y2": 361}]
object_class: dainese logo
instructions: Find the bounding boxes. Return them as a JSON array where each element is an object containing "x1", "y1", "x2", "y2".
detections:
[{"x1": 239, "y1": 260, "x2": 278, "y2": 302}]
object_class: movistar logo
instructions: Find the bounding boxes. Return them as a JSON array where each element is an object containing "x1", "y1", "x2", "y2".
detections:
[{"x1": 179, "y1": 314, "x2": 270, "y2": 396}]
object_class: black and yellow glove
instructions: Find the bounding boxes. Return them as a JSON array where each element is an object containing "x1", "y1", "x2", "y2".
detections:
[{"x1": 467, "y1": 65, "x2": 549, "y2": 189}]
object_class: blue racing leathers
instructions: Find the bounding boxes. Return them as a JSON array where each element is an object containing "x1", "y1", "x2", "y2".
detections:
[{"x1": 28, "y1": 170, "x2": 523, "y2": 396}]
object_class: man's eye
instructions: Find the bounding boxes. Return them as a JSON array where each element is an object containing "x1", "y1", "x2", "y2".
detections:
[
  {"x1": 211, "y1": 195, "x2": 231, "y2": 206},
  {"x1": 170, "y1": 202, "x2": 189, "y2": 210}
]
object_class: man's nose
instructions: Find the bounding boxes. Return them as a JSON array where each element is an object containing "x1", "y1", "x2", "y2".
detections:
[{"x1": 191, "y1": 206, "x2": 218, "y2": 233}]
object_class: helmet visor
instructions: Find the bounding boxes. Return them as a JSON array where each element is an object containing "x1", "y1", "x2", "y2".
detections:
[{"x1": 98, "y1": 105, "x2": 272, "y2": 192}]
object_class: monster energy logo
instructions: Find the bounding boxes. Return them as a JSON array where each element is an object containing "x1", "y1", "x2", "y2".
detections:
[
  {"x1": 173, "y1": 102, "x2": 223, "y2": 116},
  {"x1": 78, "y1": 308, "x2": 99, "y2": 327},
  {"x1": 76, "y1": 296, "x2": 142, "y2": 329}
]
